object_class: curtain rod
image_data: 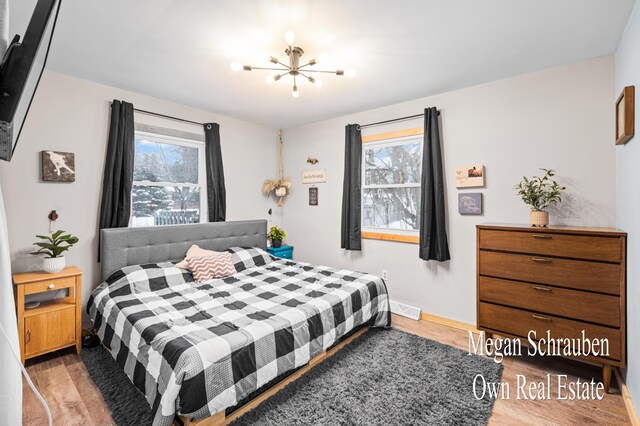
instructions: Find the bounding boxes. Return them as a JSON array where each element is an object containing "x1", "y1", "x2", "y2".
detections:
[
  {"x1": 357, "y1": 111, "x2": 439, "y2": 131},
  {"x1": 133, "y1": 108, "x2": 204, "y2": 127}
]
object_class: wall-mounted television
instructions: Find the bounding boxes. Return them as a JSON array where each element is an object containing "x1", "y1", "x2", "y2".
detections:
[{"x1": 0, "y1": 0, "x2": 61, "y2": 162}]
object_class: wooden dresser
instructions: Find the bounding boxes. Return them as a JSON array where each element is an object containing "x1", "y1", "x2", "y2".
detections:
[
  {"x1": 13, "y1": 266, "x2": 82, "y2": 363},
  {"x1": 477, "y1": 224, "x2": 626, "y2": 392}
]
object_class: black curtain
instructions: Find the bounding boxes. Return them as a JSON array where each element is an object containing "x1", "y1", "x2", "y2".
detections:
[
  {"x1": 419, "y1": 107, "x2": 450, "y2": 261},
  {"x1": 99, "y1": 100, "x2": 135, "y2": 231},
  {"x1": 204, "y1": 123, "x2": 226, "y2": 222},
  {"x1": 341, "y1": 124, "x2": 362, "y2": 250}
]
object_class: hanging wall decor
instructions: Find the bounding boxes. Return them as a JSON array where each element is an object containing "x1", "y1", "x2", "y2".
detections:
[
  {"x1": 262, "y1": 129, "x2": 292, "y2": 207},
  {"x1": 616, "y1": 86, "x2": 635, "y2": 145},
  {"x1": 309, "y1": 187, "x2": 318, "y2": 206},
  {"x1": 42, "y1": 150, "x2": 75, "y2": 182},
  {"x1": 458, "y1": 193, "x2": 482, "y2": 215},
  {"x1": 455, "y1": 164, "x2": 484, "y2": 188}
]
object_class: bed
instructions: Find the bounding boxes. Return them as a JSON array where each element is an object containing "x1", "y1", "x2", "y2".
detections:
[{"x1": 88, "y1": 220, "x2": 391, "y2": 426}]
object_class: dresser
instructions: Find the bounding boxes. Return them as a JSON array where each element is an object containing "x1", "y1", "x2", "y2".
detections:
[
  {"x1": 476, "y1": 224, "x2": 626, "y2": 392},
  {"x1": 13, "y1": 266, "x2": 82, "y2": 363}
]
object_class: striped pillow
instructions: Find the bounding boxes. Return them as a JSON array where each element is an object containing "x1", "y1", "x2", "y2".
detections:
[{"x1": 187, "y1": 253, "x2": 237, "y2": 282}]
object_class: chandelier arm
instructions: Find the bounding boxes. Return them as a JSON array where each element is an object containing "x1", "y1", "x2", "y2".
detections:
[
  {"x1": 250, "y1": 66, "x2": 291, "y2": 72},
  {"x1": 301, "y1": 69, "x2": 343, "y2": 74}
]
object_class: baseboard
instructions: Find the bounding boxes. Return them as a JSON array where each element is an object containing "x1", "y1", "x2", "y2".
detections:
[
  {"x1": 419, "y1": 312, "x2": 479, "y2": 333},
  {"x1": 614, "y1": 368, "x2": 640, "y2": 426}
]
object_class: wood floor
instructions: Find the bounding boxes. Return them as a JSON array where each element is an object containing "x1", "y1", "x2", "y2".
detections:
[{"x1": 23, "y1": 314, "x2": 631, "y2": 425}]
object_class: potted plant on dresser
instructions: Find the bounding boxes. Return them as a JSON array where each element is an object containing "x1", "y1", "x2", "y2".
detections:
[
  {"x1": 30, "y1": 230, "x2": 79, "y2": 273},
  {"x1": 268, "y1": 225, "x2": 286, "y2": 248},
  {"x1": 514, "y1": 168, "x2": 566, "y2": 227}
]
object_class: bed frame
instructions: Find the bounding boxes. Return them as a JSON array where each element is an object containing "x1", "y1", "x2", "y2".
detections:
[{"x1": 99, "y1": 220, "x2": 370, "y2": 425}]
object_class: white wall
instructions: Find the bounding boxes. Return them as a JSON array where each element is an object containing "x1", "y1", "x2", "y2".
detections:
[
  {"x1": 0, "y1": 71, "x2": 278, "y2": 317},
  {"x1": 615, "y1": 0, "x2": 640, "y2": 412},
  {"x1": 280, "y1": 56, "x2": 615, "y2": 325}
]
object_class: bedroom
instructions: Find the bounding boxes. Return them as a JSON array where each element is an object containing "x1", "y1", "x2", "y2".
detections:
[{"x1": 0, "y1": 0, "x2": 638, "y2": 425}]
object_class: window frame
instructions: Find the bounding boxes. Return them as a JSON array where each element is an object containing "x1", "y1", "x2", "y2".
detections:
[
  {"x1": 131, "y1": 130, "x2": 208, "y2": 226},
  {"x1": 361, "y1": 127, "x2": 424, "y2": 244}
]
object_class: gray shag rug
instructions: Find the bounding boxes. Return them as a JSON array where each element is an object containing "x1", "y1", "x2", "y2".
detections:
[{"x1": 83, "y1": 328, "x2": 502, "y2": 426}]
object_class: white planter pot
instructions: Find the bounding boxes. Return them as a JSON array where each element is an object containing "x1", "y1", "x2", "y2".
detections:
[{"x1": 43, "y1": 256, "x2": 65, "y2": 273}]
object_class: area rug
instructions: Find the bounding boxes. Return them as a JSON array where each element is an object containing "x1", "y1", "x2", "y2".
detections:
[{"x1": 82, "y1": 328, "x2": 503, "y2": 426}]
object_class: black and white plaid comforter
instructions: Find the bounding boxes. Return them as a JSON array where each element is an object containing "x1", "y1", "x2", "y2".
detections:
[{"x1": 88, "y1": 257, "x2": 390, "y2": 425}]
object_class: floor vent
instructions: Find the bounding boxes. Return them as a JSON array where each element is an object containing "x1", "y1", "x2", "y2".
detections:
[{"x1": 390, "y1": 300, "x2": 421, "y2": 321}]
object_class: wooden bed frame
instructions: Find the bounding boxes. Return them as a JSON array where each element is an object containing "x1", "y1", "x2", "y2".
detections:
[{"x1": 178, "y1": 326, "x2": 370, "y2": 426}]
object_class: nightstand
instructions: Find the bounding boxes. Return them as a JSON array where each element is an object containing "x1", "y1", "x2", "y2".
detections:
[
  {"x1": 267, "y1": 245, "x2": 294, "y2": 259},
  {"x1": 13, "y1": 266, "x2": 82, "y2": 363}
]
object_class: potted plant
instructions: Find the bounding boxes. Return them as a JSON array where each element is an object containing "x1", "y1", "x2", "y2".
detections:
[
  {"x1": 268, "y1": 226, "x2": 286, "y2": 248},
  {"x1": 514, "y1": 169, "x2": 565, "y2": 227},
  {"x1": 30, "y1": 230, "x2": 79, "y2": 273}
]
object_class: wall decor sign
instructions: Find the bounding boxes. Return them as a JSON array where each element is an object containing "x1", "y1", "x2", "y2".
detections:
[
  {"x1": 458, "y1": 193, "x2": 482, "y2": 215},
  {"x1": 302, "y1": 169, "x2": 326, "y2": 184},
  {"x1": 455, "y1": 165, "x2": 484, "y2": 188},
  {"x1": 309, "y1": 187, "x2": 318, "y2": 206},
  {"x1": 616, "y1": 85, "x2": 635, "y2": 145},
  {"x1": 42, "y1": 150, "x2": 75, "y2": 182}
]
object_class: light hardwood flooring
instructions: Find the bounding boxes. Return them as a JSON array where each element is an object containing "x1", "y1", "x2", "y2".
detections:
[{"x1": 23, "y1": 314, "x2": 631, "y2": 425}]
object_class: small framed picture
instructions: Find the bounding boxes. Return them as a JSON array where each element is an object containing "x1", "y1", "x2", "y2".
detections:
[
  {"x1": 616, "y1": 86, "x2": 635, "y2": 145},
  {"x1": 309, "y1": 187, "x2": 318, "y2": 206},
  {"x1": 455, "y1": 165, "x2": 484, "y2": 188},
  {"x1": 458, "y1": 193, "x2": 482, "y2": 215},
  {"x1": 41, "y1": 150, "x2": 75, "y2": 182}
]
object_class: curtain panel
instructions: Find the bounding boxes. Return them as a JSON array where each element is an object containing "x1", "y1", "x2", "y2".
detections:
[
  {"x1": 99, "y1": 100, "x2": 135, "y2": 230},
  {"x1": 341, "y1": 124, "x2": 362, "y2": 250},
  {"x1": 419, "y1": 107, "x2": 451, "y2": 261},
  {"x1": 204, "y1": 123, "x2": 226, "y2": 222}
]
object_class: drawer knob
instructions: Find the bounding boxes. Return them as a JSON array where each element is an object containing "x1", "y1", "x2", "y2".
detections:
[
  {"x1": 531, "y1": 257, "x2": 552, "y2": 263},
  {"x1": 532, "y1": 235, "x2": 552, "y2": 240},
  {"x1": 532, "y1": 285, "x2": 551, "y2": 292},
  {"x1": 532, "y1": 314, "x2": 551, "y2": 321},
  {"x1": 48, "y1": 283, "x2": 55, "y2": 289}
]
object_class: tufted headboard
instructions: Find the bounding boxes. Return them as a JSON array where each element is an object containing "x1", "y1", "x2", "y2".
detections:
[{"x1": 100, "y1": 220, "x2": 267, "y2": 281}]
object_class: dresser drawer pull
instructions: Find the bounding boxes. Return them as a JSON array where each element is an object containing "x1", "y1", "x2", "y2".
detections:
[
  {"x1": 531, "y1": 286, "x2": 551, "y2": 292},
  {"x1": 532, "y1": 314, "x2": 551, "y2": 321},
  {"x1": 26, "y1": 330, "x2": 31, "y2": 343},
  {"x1": 532, "y1": 235, "x2": 552, "y2": 240},
  {"x1": 531, "y1": 258, "x2": 552, "y2": 263},
  {"x1": 47, "y1": 283, "x2": 55, "y2": 289}
]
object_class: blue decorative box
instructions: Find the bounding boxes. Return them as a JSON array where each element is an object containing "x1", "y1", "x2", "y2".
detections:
[{"x1": 267, "y1": 245, "x2": 294, "y2": 260}]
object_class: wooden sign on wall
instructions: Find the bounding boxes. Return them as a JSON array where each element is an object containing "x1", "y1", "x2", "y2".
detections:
[{"x1": 302, "y1": 169, "x2": 326, "y2": 184}]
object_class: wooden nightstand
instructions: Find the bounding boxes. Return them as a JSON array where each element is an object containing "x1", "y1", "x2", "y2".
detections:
[
  {"x1": 267, "y1": 245, "x2": 294, "y2": 259},
  {"x1": 13, "y1": 266, "x2": 82, "y2": 363}
]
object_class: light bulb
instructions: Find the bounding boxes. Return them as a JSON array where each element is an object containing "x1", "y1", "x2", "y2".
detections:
[
  {"x1": 284, "y1": 31, "x2": 295, "y2": 46},
  {"x1": 314, "y1": 79, "x2": 324, "y2": 88},
  {"x1": 292, "y1": 85, "x2": 299, "y2": 98},
  {"x1": 345, "y1": 68, "x2": 357, "y2": 78},
  {"x1": 266, "y1": 75, "x2": 275, "y2": 85},
  {"x1": 230, "y1": 62, "x2": 243, "y2": 71}
]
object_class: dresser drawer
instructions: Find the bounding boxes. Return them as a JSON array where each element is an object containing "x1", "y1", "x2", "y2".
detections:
[
  {"x1": 478, "y1": 303, "x2": 621, "y2": 361},
  {"x1": 479, "y1": 251, "x2": 621, "y2": 295},
  {"x1": 24, "y1": 276, "x2": 75, "y2": 295},
  {"x1": 478, "y1": 276, "x2": 620, "y2": 327},
  {"x1": 479, "y1": 229, "x2": 622, "y2": 262}
]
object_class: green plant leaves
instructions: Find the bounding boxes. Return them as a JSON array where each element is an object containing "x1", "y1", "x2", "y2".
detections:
[
  {"x1": 514, "y1": 168, "x2": 565, "y2": 211},
  {"x1": 30, "y1": 231, "x2": 79, "y2": 258}
]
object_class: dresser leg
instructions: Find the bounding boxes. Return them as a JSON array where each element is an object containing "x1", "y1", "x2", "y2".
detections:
[{"x1": 602, "y1": 364, "x2": 611, "y2": 394}]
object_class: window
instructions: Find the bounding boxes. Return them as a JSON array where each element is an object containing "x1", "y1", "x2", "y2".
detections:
[
  {"x1": 362, "y1": 130, "x2": 423, "y2": 241},
  {"x1": 131, "y1": 131, "x2": 206, "y2": 227}
]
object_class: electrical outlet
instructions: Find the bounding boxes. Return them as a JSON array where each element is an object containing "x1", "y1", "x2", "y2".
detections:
[{"x1": 382, "y1": 270, "x2": 388, "y2": 280}]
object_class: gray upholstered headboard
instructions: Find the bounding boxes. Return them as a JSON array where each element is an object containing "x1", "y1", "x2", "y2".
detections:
[{"x1": 100, "y1": 220, "x2": 267, "y2": 281}]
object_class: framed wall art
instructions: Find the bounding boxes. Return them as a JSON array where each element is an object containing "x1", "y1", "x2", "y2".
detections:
[
  {"x1": 309, "y1": 187, "x2": 318, "y2": 206},
  {"x1": 455, "y1": 165, "x2": 484, "y2": 188},
  {"x1": 41, "y1": 150, "x2": 75, "y2": 182},
  {"x1": 458, "y1": 193, "x2": 482, "y2": 215},
  {"x1": 616, "y1": 86, "x2": 635, "y2": 145}
]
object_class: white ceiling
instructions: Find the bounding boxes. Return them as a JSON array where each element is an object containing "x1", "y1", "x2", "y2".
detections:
[{"x1": 10, "y1": 0, "x2": 637, "y2": 128}]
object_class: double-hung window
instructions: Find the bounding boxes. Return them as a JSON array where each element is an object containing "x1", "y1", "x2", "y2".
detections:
[
  {"x1": 362, "y1": 133, "x2": 423, "y2": 239},
  {"x1": 131, "y1": 131, "x2": 206, "y2": 227}
]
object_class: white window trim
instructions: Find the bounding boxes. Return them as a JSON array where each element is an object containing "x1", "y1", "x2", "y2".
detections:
[
  {"x1": 132, "y1": 130, "x2": 208, "y2": 224},
  {"x1": 361, "y1": 134, "x2": 423, "y2": 236}
]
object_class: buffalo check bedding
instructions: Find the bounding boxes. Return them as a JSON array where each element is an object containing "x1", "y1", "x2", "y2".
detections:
[{"x1": 88, "y1": 250, "x2": 391, "y2": 426}]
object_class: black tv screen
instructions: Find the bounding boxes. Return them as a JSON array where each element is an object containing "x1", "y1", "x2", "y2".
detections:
[{"x1": 0, "y1": 0, "x2": 61, "y2": 162}]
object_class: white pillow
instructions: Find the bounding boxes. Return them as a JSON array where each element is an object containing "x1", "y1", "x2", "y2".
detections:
[{"x1": 175, "y1": 245, "x2": 220, "y2": 270}]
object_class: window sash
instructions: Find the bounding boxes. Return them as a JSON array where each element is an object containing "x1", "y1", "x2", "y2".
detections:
[{"x1": 132, "y1": 130, "x2": 207, "y2": 225}]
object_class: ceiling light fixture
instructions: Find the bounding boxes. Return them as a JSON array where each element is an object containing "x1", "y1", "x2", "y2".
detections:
[{"x1": 230, "y1": 31, "x2": 355, "y2": 98}]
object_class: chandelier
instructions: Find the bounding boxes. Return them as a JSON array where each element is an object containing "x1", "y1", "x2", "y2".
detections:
[{"x1": 230, "y1": 31, "x2": 356, "y2": 98}]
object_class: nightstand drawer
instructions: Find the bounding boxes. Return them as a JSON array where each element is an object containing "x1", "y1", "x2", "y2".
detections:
[
  {"x1": 24, "y1": 307, "x2": 75, "y2": 358},
  {"x1": 24, "y1": 276, "x2": 75, "y2": 295}
]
